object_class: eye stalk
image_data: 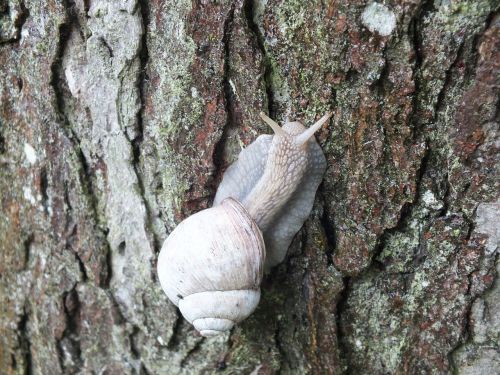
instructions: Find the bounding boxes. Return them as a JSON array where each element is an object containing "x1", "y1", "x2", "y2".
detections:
[
  {"x1": 295, "y1": 112, "x2": 332, "y2": 146},
  {"x1": 259, "y1": 112, "x2": 286, "y2": 137}
]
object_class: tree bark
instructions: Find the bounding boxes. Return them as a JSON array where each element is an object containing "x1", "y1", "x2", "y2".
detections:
[{"x1": 1, "y1": 1, "x2": 498, "y2": 374}]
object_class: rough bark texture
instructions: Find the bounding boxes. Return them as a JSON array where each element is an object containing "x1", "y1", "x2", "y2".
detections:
[{"x1": 0, "y1": 1, "x2": 498, "y2": 374}]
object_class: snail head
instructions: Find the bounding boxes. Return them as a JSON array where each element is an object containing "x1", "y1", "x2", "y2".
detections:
[{"x1": 259, "y1": 112, "x2": 332, "y2": 147}]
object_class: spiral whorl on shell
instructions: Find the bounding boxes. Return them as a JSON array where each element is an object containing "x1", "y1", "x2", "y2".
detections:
[{"x1": 157, "y1": 198, "x2": 265, "y2": 337}]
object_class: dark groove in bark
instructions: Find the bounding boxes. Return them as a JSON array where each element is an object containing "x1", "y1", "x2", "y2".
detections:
[
  {"x1": 0, "y1": 0, "x2": 29, "y2": 45},
  {"x1": 99, "y1": 36, "x2": 114, "y2": 57},
  {"x1": 166, "y1": 309, "x2": 183, "y2": 350},
  {"x1": 74, "y1": 252, "x2": 88, "y2": 281},
  {"x1": 51, "y1": 0, "x2": 113, "y2": 289},
  {"x1": 408, "y1": 1, "x2": 425, "y2": 139},
  {"x1": 244, "y1": 0, "x2": 276, "y2": 117},
  {"x1": 215, "y1": 345, "x2": 231, "y2": 372},
  {"x1": 369, "y1": 0, "x2": 468, "y2": 272},
  {"x1": 22, "y1": 234, "x2": 33, "y2": 270},
  {"x1": 447, "y1": 243, "x2": 498, "y2": 372},
  {"x1": 335, "y1": 276, "x2": 351, "y2": 374},
  {"x1": 129, "y1": 325, "x2": 141, "y2": 359},
  {"x1": 467, "y1": 9, "x2": 499, "y2": 83},
  {"x1": 129, "y1": 0, "x2": 162, "y2": 259},
  {"x1": 180, "y1": 337, "x2": 204, "y2": 368},
  {"x1": 273, "y1": 322, "x2": 284, "y2": 374},
  {"x1": 104, "y1": 233, "x2": 113, "y2": 287},
  {"x1": 433, "y1": 40, "x2": 466, "y2": 121},
  {"x1": 211, "y1": 2, "x2": 236, "y2": 197},
  {"x1": 108, "y1": 293, "x2": 127, "y2": 325},
  {"x1": 18, "y1": 306, "x2": 32, "y2": 375},
  {"x1": 320, "y1": 201, "x2": 336, "y2": 266},
  {"x1": 140, "y1": 363, "x2": 152, "y2": 375},
  {"x1": 430, "y1": 8, "x2": 495, "y2": 224},
  {"x1": 438, "y1": 174, "x2": 451, "y2": 218},
  {"x1": 39, "y1": 167, "x2": 49, "y2": 215},
  {"x1": 61, "y1": 177, "x2": 88, "y2": 282},
  {"x1": 407, "y1": 0, "x2": 437, "y2": 147},
  {"x1": 371, "y1": 143, "x2": 431, "y2": 270},
  {"x1": 464, "y1": 207, "x2": 478, "y2": 243},
  {"x1": 368, "y1": 38, "x2": 390, "y2": 96},
  {"x1": 57, "y1": 286, "x2": 82, "y2": 373},
  {"x1": 0, "y1": 132, "x2": 5, "y2": 155}
]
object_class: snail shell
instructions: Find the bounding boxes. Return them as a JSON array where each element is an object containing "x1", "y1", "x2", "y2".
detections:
[{"x1": 157, "y1": 198, "x2": 265, "y2": 337}]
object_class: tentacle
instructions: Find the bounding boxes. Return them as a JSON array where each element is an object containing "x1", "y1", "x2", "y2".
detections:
[
  {"x1": 259, "y1": 112, "x2": 286, "y2": 137},
  {"x1": 295, "y1": 112, "x2": 332, "y2": 146}
]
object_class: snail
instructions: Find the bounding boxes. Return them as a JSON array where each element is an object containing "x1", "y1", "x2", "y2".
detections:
[
  {"x1": 157, "y1": 112, "x2": 331, "y2": 336},
  {"x1": 214, "y1": 112, "x2": 330, "y2": 269}
]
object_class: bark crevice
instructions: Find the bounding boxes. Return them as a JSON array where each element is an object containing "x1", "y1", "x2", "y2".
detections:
[
  {"x1": 244, "y1": 0, "x2": 276, "y2": 117},
  {"x1": 56, "y1": 287, "x2": 82, "y2": 374},
  {"x1": 0, "y1": 0, "x2": 29, "y2": 44},
  {"x1": 18, "y1": 306, "x2": 32, "y2": 375},
  {"x1": 50, "y1": 0, "x2": 113, "y2": 288},
  {"x1": 211, "y1": 1, "x2": 237, "y2": 194}
]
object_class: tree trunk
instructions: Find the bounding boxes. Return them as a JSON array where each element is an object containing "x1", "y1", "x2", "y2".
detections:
[{"x1": 1, "y1": 0, "x2": 498, "y2": 374}]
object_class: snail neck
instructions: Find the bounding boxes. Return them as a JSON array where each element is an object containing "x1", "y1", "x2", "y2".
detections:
[{"x1": 242, "y1": 134, "x2": 308, "y2": 231}]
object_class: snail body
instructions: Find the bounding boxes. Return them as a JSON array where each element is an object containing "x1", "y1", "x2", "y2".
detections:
[
  {"x1": 215, "y1": 113, "x2": 330, "y2": 268},
  {"x1": 158, "y1": 112, "x2": 331, "y2": 336}
]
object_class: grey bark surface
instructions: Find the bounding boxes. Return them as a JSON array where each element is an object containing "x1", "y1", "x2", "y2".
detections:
[{"x1": 0, "y1": 1, "x2": 498, "y2": 374}]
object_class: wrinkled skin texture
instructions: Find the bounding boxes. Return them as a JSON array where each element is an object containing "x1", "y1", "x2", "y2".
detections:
[{"x1": 0, "y1": 0, "x2": 498, "y2": 374}]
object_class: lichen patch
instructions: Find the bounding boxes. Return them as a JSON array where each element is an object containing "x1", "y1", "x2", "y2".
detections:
[
  {"x1": 361, "y1": 2, "x2": 397, "y2": 37},
  {"x1": 23, "y1": 143, "x2": 37, "y2": 165}
]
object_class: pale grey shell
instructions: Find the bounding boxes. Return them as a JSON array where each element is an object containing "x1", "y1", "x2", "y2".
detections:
[
  {"x1": 157, "y1": 198, "x2": 265, "y2": 336},
  {"x1": 214, "y1": 131, "x2": 326, "y2": 269}
]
